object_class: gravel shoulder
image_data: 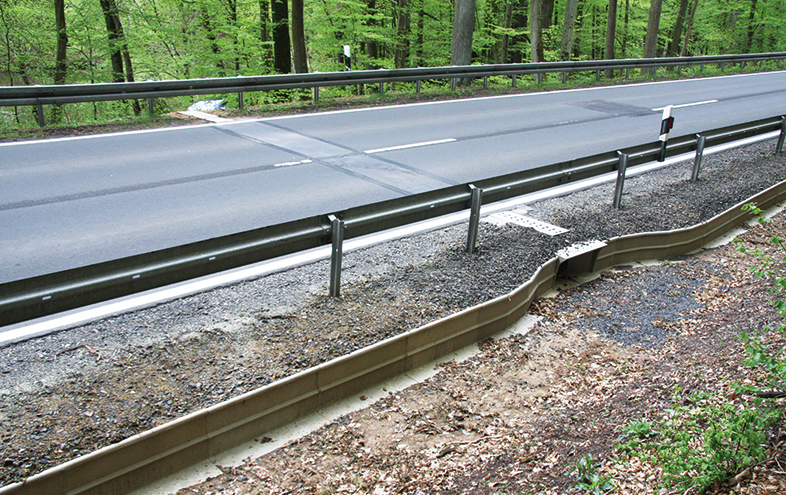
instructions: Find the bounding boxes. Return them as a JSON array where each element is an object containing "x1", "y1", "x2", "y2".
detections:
[{"x1": 1, "y1": 140, "x2": 786, "y2": 492}]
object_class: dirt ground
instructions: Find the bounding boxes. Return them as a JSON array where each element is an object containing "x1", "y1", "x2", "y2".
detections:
[{"x1": 174, "y1": 214, "x2": 786, "y2": 495}]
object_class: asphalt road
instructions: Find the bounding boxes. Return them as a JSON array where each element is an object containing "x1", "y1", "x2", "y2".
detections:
[{"x1": 1, "y1": 71, "x2": 785, "y2": 283}]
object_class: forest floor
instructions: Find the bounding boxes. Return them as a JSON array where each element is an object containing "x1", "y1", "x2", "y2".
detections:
[{"x1": 171, "y1": 214, "x2": 786, "y2": 495}]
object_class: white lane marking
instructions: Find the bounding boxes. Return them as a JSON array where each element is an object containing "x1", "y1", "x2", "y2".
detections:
[
  {"x1": 652, "y1": 100, "x2": 718, "y2": 111},
  {"x1": 274, "y1": 159, "x2": 312, "y2": 168},
  {"x1": 1, "y1": 130, "x2": 780, "y2": 347},
  {"x1": 364, "y1": 138, "x2": 456, "y2": 154}
]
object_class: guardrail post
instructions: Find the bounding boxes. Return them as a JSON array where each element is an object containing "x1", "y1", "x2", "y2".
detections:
[
  {"x1": 692, "y1": 134, "x2": 706, "y2": 182},
  {"x1": 416, "y1": 80, "x2": 421, "y2": 94},
  {"x1": 613, "y1": 152, "x2": 628, "y2": 209},
  {"x1": 536, "y1": 73, "x2": 543, "y2": 85},
  {"x1": 512, "y1": 74, "x2": 517, "y2": 87},
  {"x1": 313, "y1": 86, "x2": 319, "y2": 103},
  {"x1": 721, "y1": 62, "x2": 726, "y2": 71},
  {"x1": 328, "y1": 214, "x2": 344, "y2": 297},
  {"x1": 466, "y1": 184, "x2": 483, "y2": 253},
  {"x1": 451, "y1": 78, "x2": 457, "y2": 91},
  {"x1": 36, "y1": 103, "x2": 45, "y2": 127},
  {"x1": 625, "y1": 68, "x2": 630, "y2": 79},
  {"x1": 237, "y1": 92, "x2": 244, "y2": 111},
  {"x1": 148, "y1": 98, "x2": 155, "y2": 116},
  {"x1": 596, "y1": 69, "x2": 601, "y2": 81},
  {"x1": 379, "y1": 82, "x2": 384, "y2": 95},
  {"x1": 483, "y1": 76, "x2": 488, "y2": 89},
  {"x1": 776, "y1": 118, "x2": 786, "y2": 154},
  {"x1": 562, "y1": 71, "x2": 567, "y2": 83}
]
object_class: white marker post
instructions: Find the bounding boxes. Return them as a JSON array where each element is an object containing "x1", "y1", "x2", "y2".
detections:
[
  {"x1": 343, "y1": 45, "x2": 351, "y2": 71},
  {"x1": 658, "y1": 105, "x2": 675, "y2": 162}
]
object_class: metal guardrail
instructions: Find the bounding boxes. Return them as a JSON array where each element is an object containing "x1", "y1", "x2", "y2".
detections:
[
  {"x1": 3, "y1": 178, "x2": 786, "y2": 495},
  {"x1": 2, "y1": 52, "x2": 785, "y2": 126},
  {"x1": 1, "y1": 115, "x2": 784, "y2": 327}
]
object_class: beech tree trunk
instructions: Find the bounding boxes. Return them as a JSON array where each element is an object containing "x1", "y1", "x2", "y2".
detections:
[
  {"x1": 668, "y1": 0, "x2": 690, "y2": 57},
  {"x1": 395, "y1": 0, "x2": 410, "y2": 68},
  {"x1": 604, "y1": 0, "x2": 618, "y2": 77},
  {"x1": 451, "y1": 0, "x2": 475, "y2": 66},
  {"x1": 560, "y1": 0, "x2": 579, "y2": 61},
  {"x1": 529, "y1": 0, "x2": 543, "y2": 62},
  {"x1": 271, "y1": 0, "x2": 291, "y2": 73},
  {"x1": 643, "y1": 0, "x2": 663, "y2": 73},
  {"x1": 680, "y1": 0, "x2": 699, "y2": 56},
  {"x1": 291, "y1": 0, "x2": 308, "y2": 73},
  {"x1": 99, "y1": 0, "x2": 124, "y2": 82}
]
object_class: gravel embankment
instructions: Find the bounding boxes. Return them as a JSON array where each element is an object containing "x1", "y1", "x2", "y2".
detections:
[{"x1": 1, "y1": 139, "x2": 785, "y2": 487}]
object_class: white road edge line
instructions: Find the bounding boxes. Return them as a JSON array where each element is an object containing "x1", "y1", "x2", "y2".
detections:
[
  {"x1": 652, "y1": 99, "x2": 718, "y2": 111},
  {"x1": 364, "y1": 138, "x2": 457, "y2": 154},
  {"x1": 0, "y1": 130, "x2": 780, "y2": 347}
]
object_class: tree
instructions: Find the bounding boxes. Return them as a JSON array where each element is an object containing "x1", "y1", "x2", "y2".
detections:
[
  {"x1": 560, "y1": 0, "x2": 579, "y2": 61},
  {"x1": 668, "y1": 0, "x2": 690, "y2": 57},
  {"x1": 395, "y1": 0, "x2": 410, "y2": 68},
  {"x1": 604, "y1": 0, "x2": 618, "y2": 77},
  {"x1": 529, "y1": 0, "x2": 543, "y2": 62},
  {"x1": 644, "y1": 0, "x2": 663, "y2": 71},
  {"x1": 271, "y1": 0, "x2": 291, "y2": 73},
  {"x1": 291, "y1": 0, "x2": 307, "y2": 72},
  {"x1": 680, "y1": 0, "x2": 699, "y2": 56},
  {"x1": 451, "y1": 0, "x2": 475, "y2": 66}
]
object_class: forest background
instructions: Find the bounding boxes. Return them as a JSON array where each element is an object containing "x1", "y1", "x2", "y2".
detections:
[{"x1": 1, "y1": 0, "x2": 784, "y2": 127}]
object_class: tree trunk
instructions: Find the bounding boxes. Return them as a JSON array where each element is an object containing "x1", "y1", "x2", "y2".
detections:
[
  {"x1": 621, "y1": 0, "x2": 629, "y2": 58},
  {"x1": 542, "y1": 0, "x2": 554, "y2": 29},
  {"x1": 291, "y1": 0, "x2": 307, "y2": 72},
  {"x1": 271, "y1": 0, "x2": 291, "y2": 73},
  {"x1": 644, "y1": 0, "x2": 663, "y2": 73},
  {"x1": 395, "y1": 0, "x2": 410, "y2": 68},
  {"x1": 105, "y1": 0, "x2": 140, "y2": 114},
  {"x1": 99, "y1": 0, "x2": 124, "y2": 83},
  {"x1": 560, "y1": 0, "x2": 578, "y2": 61},
  {"x1": 451, "y1": 0, "x2": 475, "y2": 66},
  {"x1": 54, "y1": 0, "x2": 67, "y2": 85},
  {"x1": 365, "y1": 0, "x2": 379, "y2": 63},
  {"x1": 529, "y1": 0, "x2": 543, "y2": 62},
  {"x1": 604, "y1": 0, "x2": 618, "y2": 77},
  {"x1": 746, "y1": 0, "x2": 757, "y2": 53},
  {"x1": 680, "y1": 0, "x2": 699, "y2": 56},
  {"x1": 668, "y1": 0, "x2": 689, "y2": 57},
  {"x1": 501, "y1": 1, "x2": 513, "y2": 63}
]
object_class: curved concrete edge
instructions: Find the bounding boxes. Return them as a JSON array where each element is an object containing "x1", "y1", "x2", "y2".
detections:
[{"x1": 2, "y1": 180, "x2": 784, "y2": 495}]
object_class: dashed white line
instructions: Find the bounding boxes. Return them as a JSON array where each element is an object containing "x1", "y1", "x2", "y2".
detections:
[
  {"x1": 652, "y1": 100, "x2": 718, "y2": 111},
  {"x1": 274, "y1": 159, "x2": 313, "y2": 168},
  {"x1": 364, "y1": 138, "x2": 456, "y2": 154}
]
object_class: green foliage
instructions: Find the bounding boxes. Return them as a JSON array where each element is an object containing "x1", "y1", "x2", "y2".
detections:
[
  {"x1": 571, "y1": 454, "x2": 615, "y2": 494},
  {"x1": 617, "y1": 202, "x2": 786, "y2": 494},
  {"x1": 618, "y1": 395, "x2": 780, "y2": 493}
]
